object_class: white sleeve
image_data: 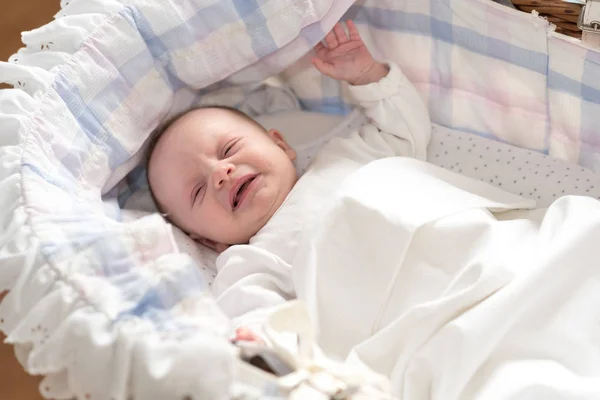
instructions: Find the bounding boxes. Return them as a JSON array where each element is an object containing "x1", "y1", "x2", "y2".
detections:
[
  {"x1": 212, "y1": 245, "x2": 294, "y2": 330},
  {"x1": 348, "y1": 61, "x2": 431, "y2": 160}
]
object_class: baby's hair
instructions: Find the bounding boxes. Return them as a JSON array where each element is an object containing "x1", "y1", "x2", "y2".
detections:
[{"x1": 145, "y1": 105, "x2": 263, "y2": 213}]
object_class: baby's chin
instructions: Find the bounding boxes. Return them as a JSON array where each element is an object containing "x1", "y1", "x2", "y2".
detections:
[{"x1": 240, "y1": 184, "x2": 294, "y2": 243}]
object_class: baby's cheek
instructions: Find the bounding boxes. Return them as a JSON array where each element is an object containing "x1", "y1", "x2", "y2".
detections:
[{"x1": 209, "y1": 208, "x2": 238, "y2": 234}]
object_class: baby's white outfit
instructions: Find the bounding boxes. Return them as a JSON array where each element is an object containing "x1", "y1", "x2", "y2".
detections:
[{"x1": 212, "y1": 62, "x2": 431, "y2": 327}]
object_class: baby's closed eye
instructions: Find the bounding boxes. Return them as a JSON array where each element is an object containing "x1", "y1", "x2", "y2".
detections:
[
  {"x1": 223, "y1": 138, "x2": 241, "y2": 158},
  {"x1": 224, "y1": 145, "x2": 233, "y2": 157},
  {"x1": 192, "y1": 182, "x2": 205, "y2": 204}
]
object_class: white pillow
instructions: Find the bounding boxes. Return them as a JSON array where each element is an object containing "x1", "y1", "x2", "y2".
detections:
[
  {"x1": 256, "y1": 110, "x2": 360, "y2": 175},
  {"x1": 255, "y1": 110, "x2": 346, "y2": 148}
]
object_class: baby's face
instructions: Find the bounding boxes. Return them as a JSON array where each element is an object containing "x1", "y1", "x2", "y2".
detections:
[{"x1": 148, "y1": 108, "x2": 297, "y2": 251}]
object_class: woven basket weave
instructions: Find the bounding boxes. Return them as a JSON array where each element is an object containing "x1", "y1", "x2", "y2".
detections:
[{"x1": 512, "y1": 0, "x2": 583, "y2": 38}]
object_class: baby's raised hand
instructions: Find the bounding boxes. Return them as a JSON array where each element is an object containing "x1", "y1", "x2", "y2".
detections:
[{"x1": 312, "y1": 20, "x2": 388, "y2": 86}]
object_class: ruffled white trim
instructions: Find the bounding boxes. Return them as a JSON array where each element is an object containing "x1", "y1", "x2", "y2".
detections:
[
  {"x1": 0, "y1": 122, "x2": 240, "y2": 398},
  {"x1": 0, "y1": 1, "x2": 240, "y2": 399},
  {"x1": 2, "y1": 0, "x2": 122, "y2": 94}
]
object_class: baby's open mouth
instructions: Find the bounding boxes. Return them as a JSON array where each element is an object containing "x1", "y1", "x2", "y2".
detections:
[{"x1": 231, "y1": 175, "x2": 256, "y2": 210}]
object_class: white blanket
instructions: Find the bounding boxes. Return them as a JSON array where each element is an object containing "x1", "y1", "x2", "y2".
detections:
[{"x1": 294, "y1": 158, "x2": 600, "y2": 399}]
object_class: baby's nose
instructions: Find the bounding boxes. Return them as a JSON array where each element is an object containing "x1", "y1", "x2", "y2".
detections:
[{"x1": 213, "y1": 163, "x2": 235, "y2": 188}]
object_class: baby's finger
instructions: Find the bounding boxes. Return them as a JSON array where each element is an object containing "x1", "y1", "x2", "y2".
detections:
[
  {"x1": 235, "y1": 327, "x2": 257, "y2": 342},
  {"x1": 314, "y1": 42, "x2": 326, "y2": 52},
  {"x1": 324, "y1": 29, "x2": 338, "y2": 49},
  {"x1": 333, "y1": 22, "x2": 348, "y2": 44},
  {"x1": 312, "y1": 58, "x2": 336, "y2": 77},
  {"x1": 346, "y1": 19, "x2": 362, "y2": 41},
  {"x1": 314, "y1": 42, "x2": 327, "y2": 58}
]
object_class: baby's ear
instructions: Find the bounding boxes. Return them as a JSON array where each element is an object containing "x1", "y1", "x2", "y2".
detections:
[
  {"x1": 190, "y1": 234, "x2": 230, "y2": 253},
  {"x1": 267, "y1": 129, "x2": 296, "y2": 161}
]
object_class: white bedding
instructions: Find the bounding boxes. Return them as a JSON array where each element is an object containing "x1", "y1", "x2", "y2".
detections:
[
  {"x1": 123, "y1": 111, "x2": 600, "y2": 287},
  {"x1": 293, "y1": 157, "x2": 600, "y2": 399}
]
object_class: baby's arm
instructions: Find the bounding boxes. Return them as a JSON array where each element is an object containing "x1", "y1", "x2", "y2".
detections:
[
  {"x1": 213, "y1": 245, "x2": 294, "y2": 341},
  {"x1": 313, "y1": 21, "x2": 431, "y2": 160}
]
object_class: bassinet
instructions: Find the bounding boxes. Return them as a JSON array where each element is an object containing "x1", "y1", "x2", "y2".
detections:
[{"x1": 1, "y1": 0, "x2": 600, "y2": 399}]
